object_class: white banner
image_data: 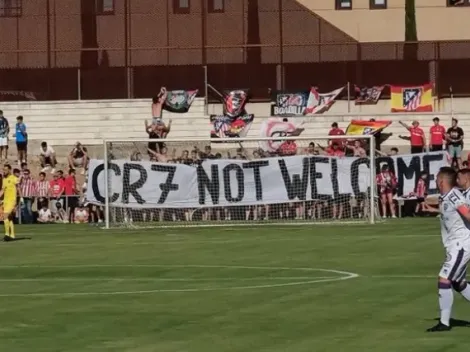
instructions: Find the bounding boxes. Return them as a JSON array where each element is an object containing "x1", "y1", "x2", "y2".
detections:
[{"x1": 86, "y1": 152, "x2": 449, "y2": 208}]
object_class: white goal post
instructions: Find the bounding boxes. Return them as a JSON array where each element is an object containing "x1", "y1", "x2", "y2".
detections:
[{"x1": 90, "y1": 135, "x2": 377, "y2": 228}]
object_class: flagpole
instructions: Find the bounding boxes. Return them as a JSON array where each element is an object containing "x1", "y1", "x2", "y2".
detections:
[
  {"x1": 347, "y1": 82, "x2": 351, "y2": 113},
  {"x1": 450, "y1": 86, "x2": 454, "y2": 117}
]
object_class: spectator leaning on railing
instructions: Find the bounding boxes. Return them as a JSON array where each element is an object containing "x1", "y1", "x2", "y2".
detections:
[
  {"x1": 64, "y1": 169, "x2": 79, "y2": 223},
  {"x1": 36, "y1": 171, "x2": 49, "y2": 210},
  {"x1": 19, "y1": 168, "x2": 35, "y2": 224}
]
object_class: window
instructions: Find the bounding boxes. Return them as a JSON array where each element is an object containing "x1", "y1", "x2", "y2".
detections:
[
  {"x1": 447, "y1": 0, "x2": 470, "y2": 5},
  {"x1": 96, "y1": 0, "x2": 114, "y2": 15},
  {"x1": 0, "y1": 0, "x2": 22, "y2": 17},
  {"x1": 209, "y1": 0, "x2": 224, "y2": 13},
  {"x1": 173, "y1": 0, "x2": 190, "y2": 14},
  {"x1": 370, "y1": 0, "x2": 387, "y2": 9},
  {"x1": 335, "y1": 0, "x2": 352, "y2": 10}
]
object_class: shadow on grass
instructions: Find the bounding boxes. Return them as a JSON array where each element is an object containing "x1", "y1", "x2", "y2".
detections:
[
  {"x1": 3, "y1": 236, "x2": 32, "y2": 242},
  {"x1": 433, "y1": 318, "x2": 470, "y2": 328}
]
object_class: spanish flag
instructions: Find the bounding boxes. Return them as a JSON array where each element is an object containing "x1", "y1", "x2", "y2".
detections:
[
  {"x1": 346, "y1": 120, "x2": 392, "y2": 136},
  {"x1": 390, "y1": 83, "x2": 433, "y2": 112}
]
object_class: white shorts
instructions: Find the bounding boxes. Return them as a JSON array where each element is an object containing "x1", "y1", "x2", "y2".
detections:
[
  {"x1": 0, "y1": 137, "x2": 8, "y2": 147},
  {"x1": 439, "y1": 246, "x2": 470, "y2": 282}
]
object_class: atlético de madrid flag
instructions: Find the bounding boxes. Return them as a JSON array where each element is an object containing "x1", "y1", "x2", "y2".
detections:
[{"x1": 390, "y1": 84, "x2": 433, "y2": 112}]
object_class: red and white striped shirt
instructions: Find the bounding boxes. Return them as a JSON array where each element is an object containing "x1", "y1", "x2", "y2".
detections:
[
  {"x1": 415, "y1": 178, "x2": 427, "y2": 198},
  {"x1": 36, "y1": 180, "x2": 49, "y2": 197},
  {"x1": 20, "y1": 178, "x2": 36, "y2": 198}
]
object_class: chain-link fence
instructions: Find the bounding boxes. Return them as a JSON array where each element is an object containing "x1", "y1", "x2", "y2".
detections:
[{"x1": 0, "y1": 0, "x2": 469, "y2": 100}]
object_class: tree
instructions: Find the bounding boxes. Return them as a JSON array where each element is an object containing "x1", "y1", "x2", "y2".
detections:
[{"x1": 404, "y1": 0, "x2": 418, "y2": 60}]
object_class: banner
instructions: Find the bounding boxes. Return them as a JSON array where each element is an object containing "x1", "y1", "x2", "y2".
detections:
[
  {"x1": 86, "y1": 152, "x2": 448, "y2": 208},
  {"x1": 346, "y1": 120, "x2": 392, "y2": 136},
  {"x1": 305, "y1": 86, "x2": 344, "y2": 114},
  {"x1": 163, "y1": 90, "x2": 198, "y2": 113},
  {"x1": 270, "y1": 91, "x2": 309, "y2": 116},
  {"x1": 0, "y1": 90, "x2": 36, "y2": 101},
  {"x1": 210, "y1": 114, "x2": 254, "y2": 138},
  {"x1": 391, "y1": 84, "x2": 433, "y2": 112},
  {"x1": 223, "y1": 90, "x2": 248, "y2": 118},
  {"x1": 259, "y1": 118, "x2": 305, "y2": 153},
  {"x1": 355, "y1": 85, "x2": 384, "y2": 105}
]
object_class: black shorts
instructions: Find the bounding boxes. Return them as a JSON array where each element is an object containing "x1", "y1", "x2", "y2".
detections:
[
  {"x1": 65, "y1": 196, "x2": 78, "y2": 211},
  {"x1": 16, "y1": 141, "x2": 27, "y2": 151},
  {"x1": 431, "y1": 145, "x2": 443, "y2": 152},
  {"x1": 411, "y1": 146, "x2": 424, "y2": 154}
]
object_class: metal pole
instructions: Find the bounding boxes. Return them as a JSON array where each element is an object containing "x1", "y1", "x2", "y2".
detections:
[
  {"x1": 347, "y1": 82, "x2": 351, "y2": 113},
  {"x1": 204, "y1": 65, "x2": 208, "y2": 115},
  {"x1": 104, "y1": 140, "x2": 110, "y2": 229},
  {"x1": 450, "y1": 86, "x2": 454, "y2": 116},
  {"x1": 77, "y1": 68, "x2": 82, "y2": 100},
  {"x1": 369, "y1": 135, "x2": 376, "y2": 225}
]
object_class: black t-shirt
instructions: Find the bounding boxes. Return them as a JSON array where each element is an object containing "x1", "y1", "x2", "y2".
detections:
[{"x1": 447, "y1": 127, "x2": 464, "y2": 147}]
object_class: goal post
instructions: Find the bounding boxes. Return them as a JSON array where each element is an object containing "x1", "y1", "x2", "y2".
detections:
[{"x1": 92, "y1": 135, "x2": 377, "y2": 228}]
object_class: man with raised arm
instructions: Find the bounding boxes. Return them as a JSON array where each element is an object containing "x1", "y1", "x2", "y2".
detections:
[{"x1": 425, "y1": 167, "x2": 470, "y2": 332}]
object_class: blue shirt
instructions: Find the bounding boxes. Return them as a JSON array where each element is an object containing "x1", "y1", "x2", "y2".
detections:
[
  {"x1": 0, "y1": 118, "x2": 9, "y2": 138},
  {"x1": 15, "y1": 122, "x2": 27, "y2": 142}
]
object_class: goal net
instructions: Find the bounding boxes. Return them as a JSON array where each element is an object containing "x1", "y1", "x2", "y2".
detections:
[{"x1": 87, "y1": 135, "x2": 377, "y2": 228}]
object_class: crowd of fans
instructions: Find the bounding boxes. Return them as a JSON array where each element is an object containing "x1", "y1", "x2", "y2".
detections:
[{"x1": 1, "y1": 92, "x2": 467, "y2": 224}]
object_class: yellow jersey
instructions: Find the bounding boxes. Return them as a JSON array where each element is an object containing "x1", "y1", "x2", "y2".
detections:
[{"x1": 2, "y1": 175, "x2": 18, "y2": 203}]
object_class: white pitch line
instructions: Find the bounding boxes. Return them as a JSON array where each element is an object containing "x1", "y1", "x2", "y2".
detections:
[
  {"x1": 0, "y1": 265, "x2": 359, "y2": 297},
  {"x1": 0, "y1": 265, "x2": 354, "y2": 275},
  {"x1": 0, "y1": 276, "x2": 332, "y2": 282}
]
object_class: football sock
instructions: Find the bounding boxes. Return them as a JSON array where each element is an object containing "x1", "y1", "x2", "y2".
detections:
[
  {"x1": 3, "y1": 219, "x2": 9, "y2": 237},
  {"x1": 8, "y1": 220, "x2": 15, "y2": 238},
  {"x1": 439, "y1": 284, "x2": 453, "y2": 326}
]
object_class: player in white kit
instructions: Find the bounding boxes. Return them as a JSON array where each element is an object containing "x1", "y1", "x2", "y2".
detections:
[{"x1": 426, "y1": 167, "x2": 470, "y2": 332}]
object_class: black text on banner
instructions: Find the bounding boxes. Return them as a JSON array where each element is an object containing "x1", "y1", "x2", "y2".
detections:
[{"x1": 86, "y1": 152, "x2": 449, "y2": 208}]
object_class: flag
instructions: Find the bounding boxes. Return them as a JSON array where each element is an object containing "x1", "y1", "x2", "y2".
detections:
[
  {"x1": 354, "y1": 85, "x2": 384, "y2": 105},
  {"x1": 259, "y1": 118, "x2": 305, "y2": 153},
  {"x1": 163, "y1": 89, "x2": 198, "y2": 113},
  {"x1": 390, "y1": 84, "x2": 433, "y2": 112},
  {"x1": 223, "y1": 90, "x2": 248, "y2": 118},
  {"x1": 305, "y1": 86, "x2": 344, "y2": 114},
  {"x1": 270, "y1": 91, "x2": 309, "y2": 116},
  {"x1": 346, "y1": 120, "x2": 392, "y2": 136},
  {"x1": 0, "y1": 90, "x2": 36, "y2": 101},
  {"x1": 210, "y1": 114, "x2": 254, "y2": 139}
]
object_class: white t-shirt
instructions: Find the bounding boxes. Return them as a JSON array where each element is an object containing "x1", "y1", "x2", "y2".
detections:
[
  {"x1": 440, "y1": 187, "x2": 470, "y2": 248},
  {"x1": 74, "y1": 208, "x2": 89, "y2": 223},
  {"x1": 38, "y1": 208, "x2": 52, "y2": 222},
  {"x1": 40, "y1": 145, "x2": 55, "y2": 157}
]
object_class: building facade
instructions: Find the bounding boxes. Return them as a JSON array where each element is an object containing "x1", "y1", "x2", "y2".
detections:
[{"x1": 0, "y1": 0, "x2": 468, "y2": 100}]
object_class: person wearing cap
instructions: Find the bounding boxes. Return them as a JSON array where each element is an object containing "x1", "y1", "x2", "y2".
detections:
[
  {"x1": 429, "y1": 117, "x2": 446, "y2": 152},
  {"x1": 446, "y1": 118, "x2": 464, "y2": 169},
  {"x1": 399, "y1": 120, "x2": 426, "y2": 154}
]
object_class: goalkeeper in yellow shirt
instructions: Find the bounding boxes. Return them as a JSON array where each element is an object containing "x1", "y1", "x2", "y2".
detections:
[{"x1": 0, "y1": 164, "x2": 21, "y2": 241}]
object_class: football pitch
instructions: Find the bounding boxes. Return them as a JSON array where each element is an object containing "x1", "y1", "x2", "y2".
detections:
[{"x1": 0, "y1": 219, "x2": 469, "y2": 352}]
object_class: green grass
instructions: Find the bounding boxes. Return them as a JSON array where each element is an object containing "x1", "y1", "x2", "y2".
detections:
[{"x1": 0, "y1": 219, "x2": 468, "y2": 352}]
